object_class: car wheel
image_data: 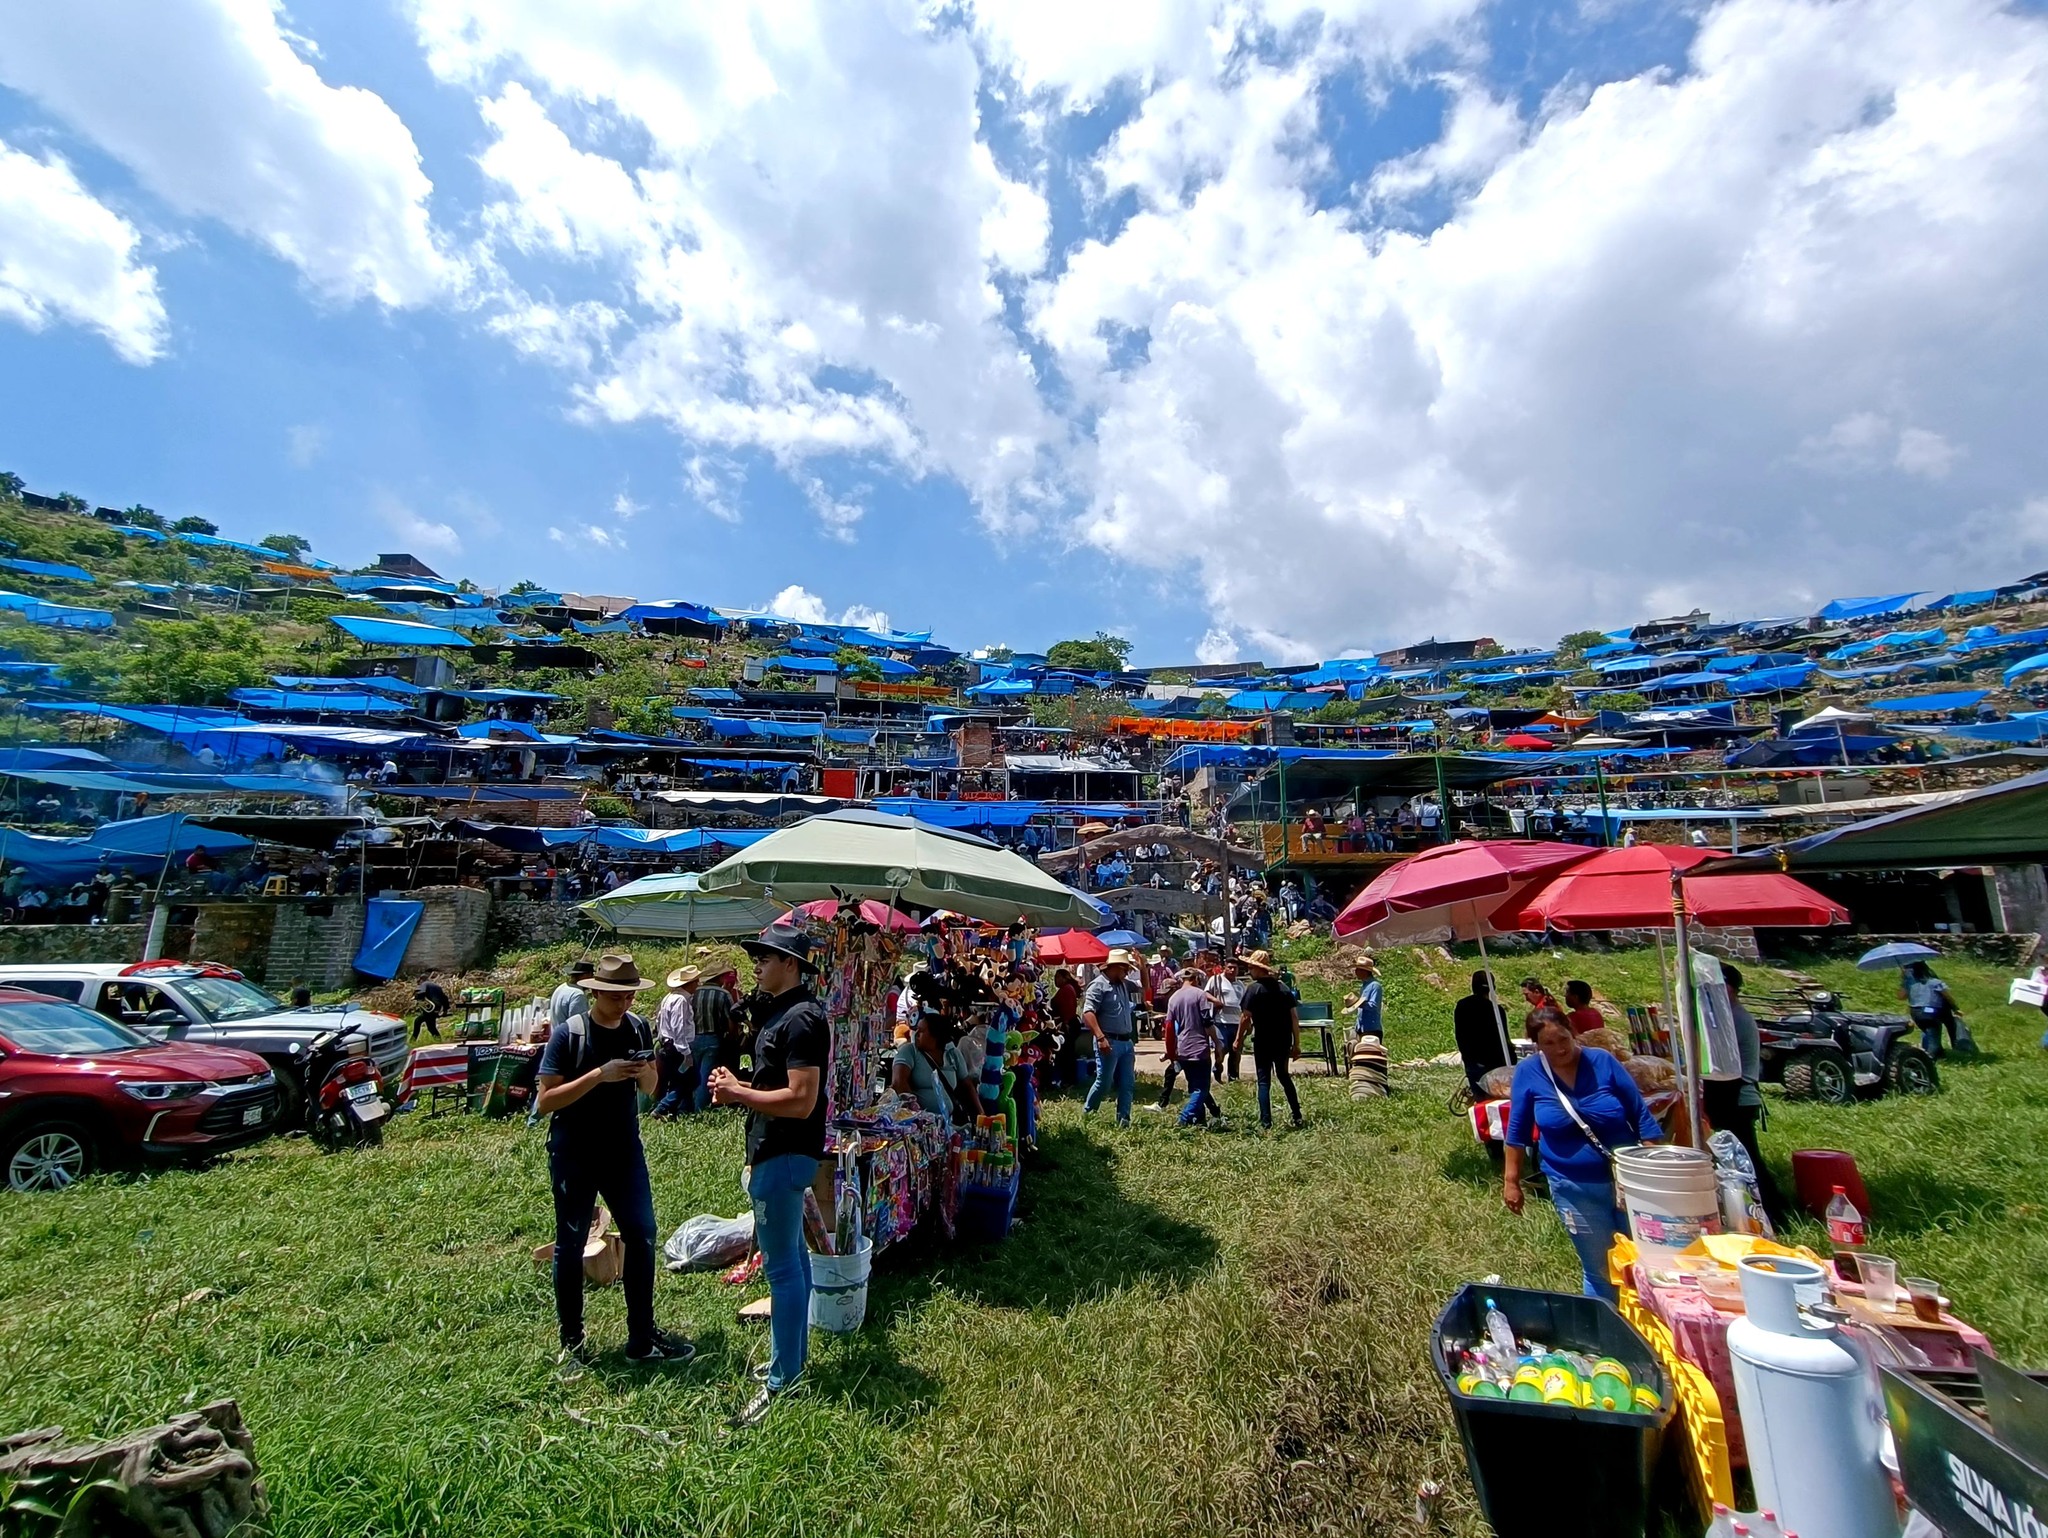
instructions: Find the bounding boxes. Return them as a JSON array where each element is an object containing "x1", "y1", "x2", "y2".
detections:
[
  {"x1": 1888, "y1": 1041, "x2": 1941, "y2": 1096},
  {"x1": 1804, "y1": 1044, "x2": 1856, "y2": 1105},
  {"x1": 5, "y1": 1121, "x2": 96, "y2": 1193}
]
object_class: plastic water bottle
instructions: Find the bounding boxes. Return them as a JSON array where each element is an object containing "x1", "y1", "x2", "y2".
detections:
[
  {"x1": 1482, "y1": 1296, "x2": 1517, "y2": 1361},
  {"x1": 1825, "y1": 1186, "x2": 1867, "y2": 1247},
  {"x1": 1707, "y1": 1504, "x2": 1735, "y2": 1538}
]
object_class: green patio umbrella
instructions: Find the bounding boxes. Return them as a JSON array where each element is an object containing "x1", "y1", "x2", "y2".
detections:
[
  {"x1": 579, "y1": 872, "x2": 787, "y2": 939},
  {"x1": 696, "y1": 809, "x2": 1109, "y2": 928}
]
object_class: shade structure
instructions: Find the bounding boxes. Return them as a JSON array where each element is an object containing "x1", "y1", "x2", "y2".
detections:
[
  {"x1": 578, "y1": 872, "x2": 787, "y2": 938},
  {"x1": 1094, "y1": 928, "x2": 1147, "y2": 948},
  {"x1": 1856, "y1": 941, "x2": 1941, "y2": 971},
  {"x1": 697, "y1": 809, "x2": 1109, "y2": 928},
  {"x1": 1037, "y1": 930, "x2": 1110, "y2": 964},
  {"x1": 792, "y1": 897, "x2": 923, "y2": 932},
  {"x1": 1332, "y1": 840, "x2": 1594, "y2": 940},
  {"x1": 1498, "y1": 845, "x2": 1849, "y2": 931}
]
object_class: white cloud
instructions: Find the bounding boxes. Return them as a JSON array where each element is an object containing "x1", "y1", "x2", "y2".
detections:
[
  {"x1": 0, "y1": 0, "x2": 457, "y2": 306},
  {"x1": 547, "y1": 522, "x2": 626, "y2": 550},
  {"x1": 285, "y1": 423, "x2": 327, "y2": 467},
  {"x1": 0, "y1": 137, "x2": 165, "y2": 363},
  {"x1": 1194, "y1": 627, "x2": 1239, "y2": 665},
  {"x1": 764, "y1": 584, "x2": 829, "y2": 624},
  {"x1": 682, "y1": 454, "x2": 744, "y2": 523},
  {"x1": 840, "y1": 603, "x2": 891, "y2": 632},
  {"x1": 1369, "y1": 76, "x2": 1521, "y2": 204},
  {"x1": 375, "y1": 490, "x2": 462, "y2": 558},
  {"x1": 1028, "y1": 0, "x2": 2048, "y2": 652},
  {"x1": 800, "y1": 477, "x2": 865, "y2": 543},
  {"x1": 611, "y1": 491, "x2": 643, "y2": 520}
]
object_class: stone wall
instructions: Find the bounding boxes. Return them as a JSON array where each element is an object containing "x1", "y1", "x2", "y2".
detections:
[
  {"x1": 404, "y1": 885, "x2": 493, "y2": 973},
  {"x1": 265, "y1": 900, "x2": 365, "y2": 992},
  {"x1": 0, "y1": 922, "x2": 158, "y2": 965},
  {"x1": 190, "y1": 904, "x2": 276, "y2": 975},
  {"x1": 485, "y1": 897, "x2": 588, "y2": 955}
]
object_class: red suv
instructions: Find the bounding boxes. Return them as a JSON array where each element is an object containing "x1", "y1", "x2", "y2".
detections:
[{"x1": 0, "y1": 988, "x2": 280, "y2": 1192}]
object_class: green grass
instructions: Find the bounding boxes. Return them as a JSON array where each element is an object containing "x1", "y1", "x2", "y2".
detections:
[{"x1": 1, "y1": 944, "x2": 2043, "y2": 1535}]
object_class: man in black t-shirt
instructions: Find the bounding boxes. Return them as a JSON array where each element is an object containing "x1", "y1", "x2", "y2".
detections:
[
  {"x1": 534, "y1": 953, "x2": 695, "y2": 1372},
  {"x1": 709, "y1": 923, "x2": 827, "y2": 1427},
  {"x1": 1240, "y1": 950, "x2": 1304, "y2": 1129}
]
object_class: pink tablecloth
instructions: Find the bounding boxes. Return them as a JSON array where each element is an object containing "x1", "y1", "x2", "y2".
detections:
[{"x1": 1629, "y1": 1260, "x2": 1993, "y2": 1469}]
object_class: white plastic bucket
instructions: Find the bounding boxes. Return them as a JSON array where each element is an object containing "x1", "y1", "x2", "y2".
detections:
[
  {"x1": 808, "y1": 1236, "x2": 873, "y2": 1334},
  {"x1": 1614, "y1": 1147, "x2": 1722, "y2": 1262}
]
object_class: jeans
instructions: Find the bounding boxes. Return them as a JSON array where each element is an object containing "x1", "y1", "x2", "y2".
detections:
[
  {"x1": 1177, "y1": 1056, "x2": 1222, "y2": 1126},
  {"x1": 1547, "y1": 1170, "x2": 1628, "y2": 1301},
  {"x1": 1917, "y1": 1007, "x2": 1972, "y2": 1057},
  {"x1": 690, "y1": 1035, "x2": 720, "y2": 1112},
  {"x1": 652, "y1": 1042, "x2": 690, "y2": 1116},
  {"x1": 548, "y1": 1135, "x2": 658, "y2": 1350},
  {"x1": 1084, "y1": 1038, "x2": 1136, "y2": 1124},
  {"x1": 1253, "y1": 1042, "x2": 1301, "y2": 1127},
  {"x1": 749, "y1": 1153, "x2": 820, "y2": 1391},
  {"x1": 1216, "y1": 1021, "x2": 1242, "y2": 1081},
  {"x1": 1155, "y1": 1057, "x2": 1180, "y2": 1106}
]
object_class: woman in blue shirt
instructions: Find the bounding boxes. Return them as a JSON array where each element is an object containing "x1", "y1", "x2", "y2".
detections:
[{"x1": 1503, "y1": 1006, "x2": 1664, "y2": 1300}]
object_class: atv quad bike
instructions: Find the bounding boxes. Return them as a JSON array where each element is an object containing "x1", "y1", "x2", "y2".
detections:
[{"x1": 1754, "y1": 985, "x2": 1939, "y2": 1106}]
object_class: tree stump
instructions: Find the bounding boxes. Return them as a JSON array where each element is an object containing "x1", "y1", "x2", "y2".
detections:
[{"x1": 0, "y1": 1399, "x2": 267, "y2": 1536}]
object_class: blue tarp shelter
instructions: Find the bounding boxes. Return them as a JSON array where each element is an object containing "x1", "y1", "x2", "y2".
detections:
[
  {"x1": 354, "y1": 899, "x2": 424, "y2": 979},
  {"x1": 331, "y1": 614, "x2": 474, "y2": 648},
  {"x1": 1583, "y1": 641, "x2": 1638, "y2": 659},
  {"x1": 451, "y1": 823, "x2": 771, "y2": 855},
  {"x1": 230, "y1": 688, "x2": 408, "y2": 714},
  {"x1": 1867, "y1": 690, "x2": 1991, "y2": 714},
  {"x1": 0, "y1": 813, "x2": 251, "y2": 885},
  {"x1": 0, "y1": 558, "x2": 94, "y2": 582},
  {"x1": 2004, "y1": 653, "x2": 2048, "y2": 688},
  {"x1": 1726, "y1": 664, "x2": 1817, "y2": 695},
  {"x1": 771, "y1": 655, "x2": 839, "y2": 674},
  {"x1": 1227, "y1": 690, "x2": 1320, "y2": 711},
  {"x1": 1923, "y1": 590, "x2": 1998, "y2": 611},
  {"x1": 1817, "y1": 593, "x2": 1924, "y2": 622},
  {"x1": 1936, "y1": 718, "x2": 2048, "y2": 745},
  {"x1": 1956, "y1": 627, "x2": 2048, "y2": 656},
  {"x1": 176, "y1": 532, "x2": 338, "y2": 569},
  {"x1": 333, "y1": 572, "x2": 456, "y2": 594},
  {"x1": 686, "y1": 688, "x2": 744, "y2": 704},
  {"x1": 571, "y1": 619, "x2": 637, "y2": 635}
]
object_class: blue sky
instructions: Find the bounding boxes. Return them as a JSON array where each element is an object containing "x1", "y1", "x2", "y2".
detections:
[{"x1": 1, "y1": 0, "x2": 2043, "y2": 665}]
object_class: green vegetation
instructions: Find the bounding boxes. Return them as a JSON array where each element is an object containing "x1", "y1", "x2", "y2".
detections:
[
  {"x1": 111, "y1": 617, "x2": 272, "y2": 705},
  {"x1": 1044, "y1": 632, "x2": 1132, "y2": 672},
  {"x1": 170, "y1": 516, "x2": 218, "y2": 536},
  {"x1": 259, "y1": 534, "x2": 312, "y2": 558},
  {"x1": 834, "y1": 645, "x2": 884, "y2": 682},
  {"x1": 0, "y1": 943, "x2": 2039, "y2": 1536},
  {"x1": 1557, "y1": 628, "x2": 1608, "y2": 664}
]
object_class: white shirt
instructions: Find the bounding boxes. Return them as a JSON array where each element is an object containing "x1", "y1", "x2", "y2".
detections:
[
  {"x1": 654, "y1": 989, "x2": 695, "y2": 1049},
  {"x1": 1205, "y1": 973, "x2": 1244, "y2": 1025}
]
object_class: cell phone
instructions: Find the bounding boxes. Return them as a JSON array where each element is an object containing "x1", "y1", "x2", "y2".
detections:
[{"x1": 624, "y1": 1049, "x2": 656, "y2": 1063}]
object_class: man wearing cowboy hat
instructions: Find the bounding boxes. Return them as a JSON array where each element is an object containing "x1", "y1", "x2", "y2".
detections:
[
  {"x1": 533, "y1": 953, "x2": 695, "y2": 1369},
  {"x1": 1081, "y1": 947, "x2": 1144, "y2": 1127},
  {"x1": 708, "y1": 922, "x2": 829, "y2": 1426},
  {"x1": 1342, "y1": 954, "x2": 1383, "y2": 1046},
  {"x1": 1240, "y1": 950, "x2": 1305, "y2": 1129},
  {"x1": 651, "y1": 965, "x2": 700, "y2": 1117}
]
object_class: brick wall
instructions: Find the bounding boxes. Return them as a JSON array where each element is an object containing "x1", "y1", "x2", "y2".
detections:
[
  {"x1": 265, "y1": 900, "x2": 365, "y2": 992},
  {"x1": 0, "y1": 923, "x2": 157, "y2": 965},
  {"x1": 189, "y1": 904, "x2": 277, "y2": 974},
  {"x1": 404, "y1": 886, "x2": 492, "y2": 973}
]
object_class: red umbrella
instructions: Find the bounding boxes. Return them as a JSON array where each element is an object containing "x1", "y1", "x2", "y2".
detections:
[
  {"x1": 1036, "y1": 930, "x2": 1109, "y2": 964},
  {"x1": 793, "y1": 898, "x2": 923, "y2": 932},
  {"x1": 1499, "y1": 844, "x2": 1849, "y2": 931},
  {"x1": 1332, "y1": 839, "x2": 1594, "y2": 940},
  {"x1": 1499, "y1": 732, "x2": 1556, "y2": 751}
]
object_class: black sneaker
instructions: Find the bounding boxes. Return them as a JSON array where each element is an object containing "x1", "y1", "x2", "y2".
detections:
[
  {"x1": 624, "y1": 1327, "x2": 697, "y2": 1367},
  {"x1": 556, "y1": 1338, "x2": 593, "y2": 1378}
]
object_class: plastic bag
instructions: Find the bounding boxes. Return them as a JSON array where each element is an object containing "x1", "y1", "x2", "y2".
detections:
[
  {"x1": 1476, "y1": 1065, "x2": 1515, "y2": 1100},
  {"x1": 663, "y1": 1211, "x2": 755, "y2": 1271},
  {"x1": 1707, "y1": 1129, "x2": 1775, "y2": 1239},
  {"x1": 1624, "y1": 1055, "x2": 1677, "y2": 1093},
  {"x1": 1578, "y1": 1026, "x2": 1630, "y2": 1059}
]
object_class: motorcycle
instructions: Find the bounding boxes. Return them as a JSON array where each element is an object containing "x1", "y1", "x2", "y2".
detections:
[{"x1": 302, "y1": 1024, "x2": 392, "y2": 1150}]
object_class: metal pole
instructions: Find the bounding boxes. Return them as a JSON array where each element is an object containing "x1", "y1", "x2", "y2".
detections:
[
  {"x1": 1669, "y1": 866, "x2": 1704, "y2": 1149},
  {"x1": 1593, "y1": 756, "x2": 1613, "y2": 847},
  {"x1": 1471, "y1": 918, "x2": 1514, "y2": 1069},
  {"x1": 1431, "y1": 751, "x2": 1451, "y2": 844}
]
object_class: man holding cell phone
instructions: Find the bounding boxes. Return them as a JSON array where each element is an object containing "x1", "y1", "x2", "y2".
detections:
[{"x1": 533, "y1": 952, "x2": 695, "y2": 1371}]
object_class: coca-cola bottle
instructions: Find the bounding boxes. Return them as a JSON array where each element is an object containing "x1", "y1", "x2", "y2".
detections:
[{"x1": 1825, "y1": 1185, "x2": 1867, "y2": 1247}]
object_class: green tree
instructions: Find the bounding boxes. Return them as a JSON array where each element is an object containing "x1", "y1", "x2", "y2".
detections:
[
  {"x1": 115, "y1": 617, "x2": 269, "y2": 704},
  {"x1": 834, "y1": 645, "x2": 884, "y2": 682},
  {"x1": 170, "y1": 516, "x2": 218, "y2": 535},
  {"x1": 0, "y1": 472, "x2": 22, "y2": 498},
  {"x1": 1045, "y1": 632, "x2": 1133, "y2": 672},
  {"x1": 55, "y1": 493, "x2": 87, "y2": 514},
  {"x1": 1586, "y1": 691, "x2": 1649, "y2": 712},
  {"x1": 982, "y1": 644, "x2": 1014, "y2": 664},
  {"x1": 123, "y1": 505, "x2": 165, "y2": 530},
  {"x1": 259, "y1": 533, "x2": 311, "y2": 558},
  {"x1": 1559, "y1": 629, "x2": 1607, "y2": 657}
]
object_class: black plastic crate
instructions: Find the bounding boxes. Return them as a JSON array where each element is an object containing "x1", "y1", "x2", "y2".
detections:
[{"x1": 1432, "y1": 1284, "x2": 1675, "y2": 1538}]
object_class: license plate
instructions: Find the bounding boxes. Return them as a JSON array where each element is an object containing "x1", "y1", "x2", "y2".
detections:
[
  {"x1": 242, "y1": 1105, "x2": 266, "y2": 1125},
  {"x1": 345, "y1": 1081, "x2": 380, "y2": 1102}
]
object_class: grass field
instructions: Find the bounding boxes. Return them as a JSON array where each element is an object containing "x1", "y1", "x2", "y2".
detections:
[{"x1": 1, "y1": 942, "x2": 2043, "y2": 1536}]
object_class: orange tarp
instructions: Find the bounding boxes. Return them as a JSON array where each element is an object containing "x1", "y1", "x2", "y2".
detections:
[{"x1": 1108, "y1": 717, "x2": 1259, "y2": 741}]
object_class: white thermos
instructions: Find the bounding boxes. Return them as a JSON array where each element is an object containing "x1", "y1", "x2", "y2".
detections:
[{"x1": 1727, "y1": 1254, "x2": 1898, "y2": 1538}]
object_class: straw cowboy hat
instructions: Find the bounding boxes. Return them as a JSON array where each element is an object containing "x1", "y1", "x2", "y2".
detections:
[
  {"x1": 583, "y1": 953, "x2": 649, "y2": 992},
  {"x1": 1103, "y1": 948, "x2": 1138, "y2": 969},
  {"x1": 666, "y1": 965, "x2": 701, "y2": 989},
  {"x1": 1244, "y1": 950, "x2": 1277, "y2": 975}
]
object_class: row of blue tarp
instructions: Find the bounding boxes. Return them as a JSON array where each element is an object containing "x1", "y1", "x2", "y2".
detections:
[
  {"x1": 571, "y1": 618, "x2": 637, "y2": 635},
  {"x1": 1955, "y1": 626, "x2": 2048, "y2": 655},
  {"x1": 1725, "y1": 664, "x2": 1818, "y2": 695},
  {"x1": 1228, "y1": 690, "x2": 1323, "y2": 712},
  {"x1": 0, "y1": 592, "x2": 114, "y2": 629},
  {"x1": 0, "y1": 813, "x2": 252, "y2": 885},
  {"x1": 0, "y1": 557, "x2": 94, "y2": 582},
  {"x1": 448, "y1": 822, "x2": 773, "y2": 856},
  {"x1": 1817, "y1": 592, "x2": 1923, "y2": 622},
  {"x1": 176, "y1": 531, "x2": 338, "y2": 569},
  {"x1": 330, "y1": 613, "x2": 474, "y2": 648},
  {"x1": 20, "y1": 701, "x2": 439, "y2": 760},
  {"x1": 333, "y1": 572, "x2": 456, "y2": 594},
  {"x1": 373, "y1": 602, "x2": 507, "y2": 631},
  {"x1": 1936, "y1": 717, "x2": 2048, "y2": 744},
  {"x1": 1866, "y1": 690, "x2": 1991, "y2": 714},
  {"x1": 871, "y1": 797, "x2": 1145, "y2": 829},
  {"x1": 230, "y1": 688, "x2": 409, "y2": 714},
  {"x1": 2005, "y1": 654, "x2": 2048, "y2": 688}
]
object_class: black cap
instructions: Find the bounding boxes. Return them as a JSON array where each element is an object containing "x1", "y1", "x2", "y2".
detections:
[{"x1": 742, "y1": 921, "x2": 816, "y2": 971}]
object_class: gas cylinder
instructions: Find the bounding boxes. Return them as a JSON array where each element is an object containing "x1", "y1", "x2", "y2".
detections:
[{"x1": 1726, "y1": 1255, "x2": 1898, "y2": 1538}]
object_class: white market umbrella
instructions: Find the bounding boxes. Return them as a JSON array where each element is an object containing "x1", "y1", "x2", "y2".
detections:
[
  {"x1": 579, "y1": 872, "x2": 787, "y2": 939},
  {"x1": 697, "y1": 809, "x2": 1109, "y2": 927}
]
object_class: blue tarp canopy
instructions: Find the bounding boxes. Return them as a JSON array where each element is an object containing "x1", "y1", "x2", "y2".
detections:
[
  {"x1": 1227, "y1": 690, "x2": 1320, "y2": 711},
  {"x1": 333, "y1": 572, "x2": 456, "y2": 594},
  {"x1": 1639, "y1": 671, "x2": 1727, "y2": 693},
  {"x1": 2004, "y1": 653, "x2": 2048, "y2": 688},
  {"x1": 1923, "y1": 590, "x2": 1998, "y2": 611},
  {"x1": 453, "y1": 721, "x2": 577, "y2": 743},
  {"x1": 170, "y1": 532, "x2": 337, "y2": 569},
  {"x1": 870, "y1": 797, "x2": 1143, "y2": 828},
  {"x1": 771, "y1": 655, "x2": 839, "y2": 674},
  {"x1": 230, "y1": 688, "x2": 408, "y2": 714},
  {"x1": 0, "y1": 813, "x2": 251, "y2": 885},
  {"x1": 331, "y1": 614, "x2": 473, "y2": 648},
  {"x1": 354, "y1": 899, "x2": 424, "y2": 979},
  {"x1": 0, "y1": 557, "x2": 93, "y2": 582},
  {"x1": 964, "y1": 678, "x2": 1036, "y2": 697},
  {"x1": 451, "y1": 822, "x2": 772, "y2": 855},
  {"x1": 1867, "y1": 690, "x2": 1991, "y2": 714},
  {"x1": 619, "y1": 599, "x2": 723, "y2": 627},
  {"x1": 464, "y1": 687, "x2": 562, "y2": 703},
  {"x1": 869, "y1": 657, "x2": 919, "y2": 677},
  {"x1": 1447, "y1": 651, "x2": 1555, "y2": 671},
  {"x1": 571, "y1": 619, "x2": 638, "y2": 635},
  {"x1": 685, "y1": 688, "x2": 744, "y2": 703},
  {"x1": 372, "y1": 603, "x2": 506, "y2": 630},
  {"x1": 0, "y1": 592, "x2": 114, "y2": 629},
  {"x1": 707, "y1": 717, "x2": 825, "y2": 741},
  {"x1": 1726, "y1": 664, "x2": 1817, "y2": 695},
  {"x1": 1817, "y1": 593, "x2": 1924, "y2": 622},
  {"x1": 1582, "y1": 640, "x2": 1638, "y2": 659},
  {"x1": 1459, "y1": 669, "x2": 1568, "y2": 687},
  {"x1": 785, "y1": 636, "x2": 840, "y2": 654},
  {"x1": 1936, "y1": 718, "x2": 2048, "y2": 744},
  {"x1": 1955, "y1": 627, "x2": 2048, "y2": 655}
]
